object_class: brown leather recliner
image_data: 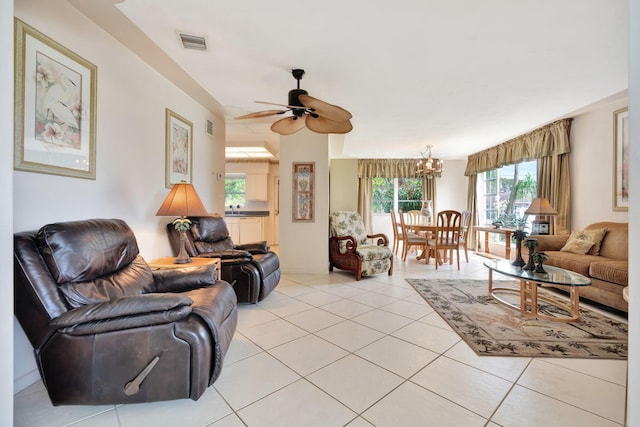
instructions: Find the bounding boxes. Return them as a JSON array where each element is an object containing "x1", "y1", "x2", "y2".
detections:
[
  {"x1": 14, "y1": 218, "x2": 237, "y2": 406},
  {"x1": 166, "y1": 215, "x2": 280, "y2": 303}
]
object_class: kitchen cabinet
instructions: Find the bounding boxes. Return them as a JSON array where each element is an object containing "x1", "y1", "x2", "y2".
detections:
[
  {"x1": 245, "y1": 174, "x2": 268, "y2": 201},
  {"x1": 225, "y1": 216, "x2": 264, "y2": 244}
]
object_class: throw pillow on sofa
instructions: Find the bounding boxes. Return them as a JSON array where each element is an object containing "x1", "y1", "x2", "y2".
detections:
[{"x1": 560, "y1": 229, "x2": 606, "y2": 255}]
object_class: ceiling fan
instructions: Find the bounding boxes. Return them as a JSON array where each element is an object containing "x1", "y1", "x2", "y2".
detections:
[{"x1": 235, "y1": 69, "x2": 353, "y2": 135}]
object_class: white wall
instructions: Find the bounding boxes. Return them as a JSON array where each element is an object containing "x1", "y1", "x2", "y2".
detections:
[
  {"x1": 13, "y1": 0, "x2": 225, "y2": 391},
  {"x1": 329, "y1": 159, "x2": 359, "y2": 212},
  {"x1": 626, "y1": 0, "x2": 638, "y2": 423},
  {"x1": 434, "y1": 159, "x2": 469, "y2": 213},
  {"x1": 1, "y1": 0, "x2": 14, "y2": 423},
  {"x1": 279, "y1": 129, "x2": 330, "y2": 274},
  {"x1": 570, "y1": 92, "x2": 629, "y2": 228}
]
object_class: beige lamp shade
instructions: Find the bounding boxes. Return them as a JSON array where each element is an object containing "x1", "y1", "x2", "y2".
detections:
[
  {"x1": 156, "y1": 182, "x2": 208, "y2": 217},
  {"x1": 525, "y1": 197, "x2": 557, "y2": 235},
  {"x1": 524, "y1": 197, "x2": 558, "y2": 216}
]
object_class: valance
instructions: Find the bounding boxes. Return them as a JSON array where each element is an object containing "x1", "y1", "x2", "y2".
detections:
[
  {"x1": 357, "y1": 159, "x2": 420, "y2": 178},
  {"x1": 464, "y1": 118, "x2": 572, "y2": 176}
]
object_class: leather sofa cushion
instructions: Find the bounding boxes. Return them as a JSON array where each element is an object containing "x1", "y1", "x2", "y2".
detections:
[
  {"x1": 58, "y1": 255, "x2": 154, "y2": 308},
  {"x1": 590, "y1": 260, "x2": 628, "y2": 287},
  {"x1": 190, "y1": 216, "x2": 231, "y2": 244},
  {"x1": 37, "y1": 219, "x2": 139, "y2": 283}
]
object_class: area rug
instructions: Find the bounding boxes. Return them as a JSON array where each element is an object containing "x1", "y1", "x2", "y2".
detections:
[{"x1": 406, "y1": 278, "x2": 628, "y2": 359}]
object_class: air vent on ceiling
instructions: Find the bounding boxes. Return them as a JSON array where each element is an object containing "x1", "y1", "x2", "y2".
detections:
[{"x1": 179, "y1": 33, "x2": 207, "y2": 51}]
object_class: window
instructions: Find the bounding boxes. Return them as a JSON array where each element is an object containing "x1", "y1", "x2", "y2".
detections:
[
  {"x1": 225, "y1": 174, "x2": 246, "y2": 207},
  {"x1": 372, "y1": 177, "x2": 423, "y2": 214},
  {"x1": 477, "y1": 160, "x2": 537, "y2": 230}
]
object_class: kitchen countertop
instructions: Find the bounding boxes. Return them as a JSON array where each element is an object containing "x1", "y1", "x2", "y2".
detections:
[{"x1": 224, "y1": 210, "x2": 269, "y2": 217}]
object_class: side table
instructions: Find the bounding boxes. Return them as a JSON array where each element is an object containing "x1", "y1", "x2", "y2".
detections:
[{"x1": 148, "y1": 257, "x2": 221, "y2": 281}]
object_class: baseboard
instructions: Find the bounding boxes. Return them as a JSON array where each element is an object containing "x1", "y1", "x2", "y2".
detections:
[{"x1": 14, "y1": 369, "x2": 40, "y2": 395}]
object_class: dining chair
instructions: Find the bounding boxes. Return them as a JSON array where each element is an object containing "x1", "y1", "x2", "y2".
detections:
[
  {"x1": 459, "y1": 210, "x2": 472, "y2": 262},
  {"x1": 426, "y1": 210, "x2": 462, "y2": 270},
  {"x1": 399, "y1": 210, "x2": 426, "y2": 261},
  {"x1": 390, "y1": 210, "x2": 404, "y2": 255},
  {"x1": 406, "y1": 210, "x2": 422, "y2": 227}
]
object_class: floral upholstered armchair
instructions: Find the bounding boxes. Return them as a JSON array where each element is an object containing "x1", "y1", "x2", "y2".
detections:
[{"x1": 329, "y1": 211, "x2": 393, "y2": 280}]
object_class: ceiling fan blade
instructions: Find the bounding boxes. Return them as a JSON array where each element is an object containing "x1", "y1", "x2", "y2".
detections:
[
  {"x1": 235, "y1": 110, "x2": 285, "y2": 119},
  {"x1": 255, "y1": 100, "x2": 306, "y2": 110},
  {"x1": 298, "y1": 95, "x2": 352, "y2": 122},
  {"x1": 305, "y1": 115, "x2": 353, "y2": 134},
  {"x1": 271, "y1": 116, "x2": 306, "y2": 135}
]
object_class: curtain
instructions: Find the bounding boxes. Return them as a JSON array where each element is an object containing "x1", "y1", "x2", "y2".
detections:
[
  {"x1": 466, "y1": 174, "x2": 478, "y2": 249},
  {"x1": 464, "y1": 119, "x2": 572, "y2": 176},
  {"x1": 465, "y1": 118, "x2": 572, "y2": 234},
  {"x1": 357, "y1": 178, "x2": 373, "y2": 234},
  {"x1": 537, "y1": 154, "x2": 571, "y2": 235},
  {"x1": 357, "y1": 159, "x2": 438, "y2": 232}
]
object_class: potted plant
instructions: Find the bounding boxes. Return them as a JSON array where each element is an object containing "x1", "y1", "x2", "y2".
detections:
[{"x1": 532, "y1": 251, "x2": 548, "y2": 273}]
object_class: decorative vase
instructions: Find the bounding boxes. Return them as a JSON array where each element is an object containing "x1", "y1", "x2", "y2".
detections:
[
  {"x1": 511, "y1": 230, "x2": 527, "y2": 267},
  {"x1": 523, "y1": 238, "x2": 538, "y2": 271},
  {"x1": 532, "y1": 251, "x2": 548, "y2": 274},
  {"x1": 420, "y1": 200, "x2": 433, "y2": 225},
  {"x1": 524, "y1": 252, "x2": 536, "y2": 271}
]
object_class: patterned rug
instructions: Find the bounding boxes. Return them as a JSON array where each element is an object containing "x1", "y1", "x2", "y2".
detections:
[{"x1": 406, "y1": 278, "x2": 628, "y2": 359}]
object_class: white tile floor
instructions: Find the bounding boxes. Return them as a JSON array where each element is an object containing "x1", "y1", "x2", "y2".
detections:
[{"x1": 14, "y1": 252, "x2": 628, "y2": 427}]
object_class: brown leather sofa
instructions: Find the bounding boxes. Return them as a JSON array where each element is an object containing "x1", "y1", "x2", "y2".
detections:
[
  {"x1": 523, "y1": 222, "x2": 628, "y2": 312},
  {"x1": 167, "y1": 215, "x2": 280, "y2": 303},
  {"x1": 14, "y1": 219, "x2": 237, "y2": 405}
]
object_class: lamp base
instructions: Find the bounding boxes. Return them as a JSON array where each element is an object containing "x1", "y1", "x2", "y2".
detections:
[
  {"x1": 173, "y1": 253, "x2": 192, "y2": 264},
  {"x1": 174, "y1": 230, "x2": 193, "y2": 264}
]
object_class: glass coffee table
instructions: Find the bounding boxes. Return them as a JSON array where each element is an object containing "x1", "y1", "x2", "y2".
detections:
[{"x1": 483, "y1": 259, "x2": 591, "y2": 322}]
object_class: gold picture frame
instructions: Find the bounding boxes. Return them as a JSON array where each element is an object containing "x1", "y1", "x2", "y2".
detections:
[
  {"x1": 165, "y1": 108, "x2": 193, "y2": 188},
  {"x1": 613, "y1": 107, "x2": 629, "y2": 211},
  {"x1": 14, "y1": 18, "x2": 97, "y2": 179},
  {"x1": 292, "y1": 162, "x2": 314, "y2": 222}
]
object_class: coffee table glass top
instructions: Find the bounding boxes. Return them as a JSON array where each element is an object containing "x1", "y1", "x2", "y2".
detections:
[{"x1": 483, "y1": 259, "x2": 591, "y2": 287}]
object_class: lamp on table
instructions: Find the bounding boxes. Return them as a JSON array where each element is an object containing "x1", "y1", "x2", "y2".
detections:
[
  {"x1": 156, "y1": 181, "x2": 209, "y2": 264},
  {"x1": 525, "y1": 197, "x2": 557, "y2": 235}
]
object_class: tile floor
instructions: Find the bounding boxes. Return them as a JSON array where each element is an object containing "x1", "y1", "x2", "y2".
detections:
[{"x1": 14, "y1": 252, "x2": 628, "y2": 427}]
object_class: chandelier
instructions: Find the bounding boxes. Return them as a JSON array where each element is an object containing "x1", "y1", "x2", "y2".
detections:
[{"x1": 416, "y1": 145, "x2": 443, "y2": 179}]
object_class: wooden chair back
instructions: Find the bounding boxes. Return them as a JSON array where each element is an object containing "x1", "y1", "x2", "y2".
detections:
[
  {"x1": 459, "y1": 210, "x2": 472, "y2": 262},
  {"x1": 390, "y1": 210, "x2": 403, "y2": 255},
  {"x1": 426, "y1": 210, "x2": 462, "y2": 269},
  {"x1": 399, "y1": 209, "x2": 426, "y2": 261}
]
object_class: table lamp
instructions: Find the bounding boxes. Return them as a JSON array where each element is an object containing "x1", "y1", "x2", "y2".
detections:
[
  {"x1": 156, "y1": 181, "x2": 208, "y2": 263},
  {"x1": 524, "y1": 197, "x2": 557, "y2": 235}
]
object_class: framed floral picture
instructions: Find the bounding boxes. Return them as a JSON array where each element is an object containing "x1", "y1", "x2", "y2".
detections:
[
  {"x1": 292, "y1": 162, "x2": 314, "y2": 222},
  {"x1": 165, "y1": 108, "x2": 193, "y2": 188},
  {"x1": 14, "y1": 18, "x2": 97, "y2": 179},
  {"x1": 613, "y1": 107, "x2": 629, "y2": 211}
]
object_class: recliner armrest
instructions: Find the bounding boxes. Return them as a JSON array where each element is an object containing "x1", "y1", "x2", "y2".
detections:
[
  {"x1": 198, "y1": 249, "x2": 253, "y2": 260},
  {"x1": 235, "y1": 241, "x2": 269, "y2": 254},
  {"x1": 50, "y1": 293, "x2": 193, "y2": 335},
  {"x1": 152, "y1": 264, "x2": 218, "y2": 292}
]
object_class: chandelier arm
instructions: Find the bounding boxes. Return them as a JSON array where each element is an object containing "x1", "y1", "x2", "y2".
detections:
[{"x1": 415, "y1": 145, "x2": 444, "y2": 178}]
